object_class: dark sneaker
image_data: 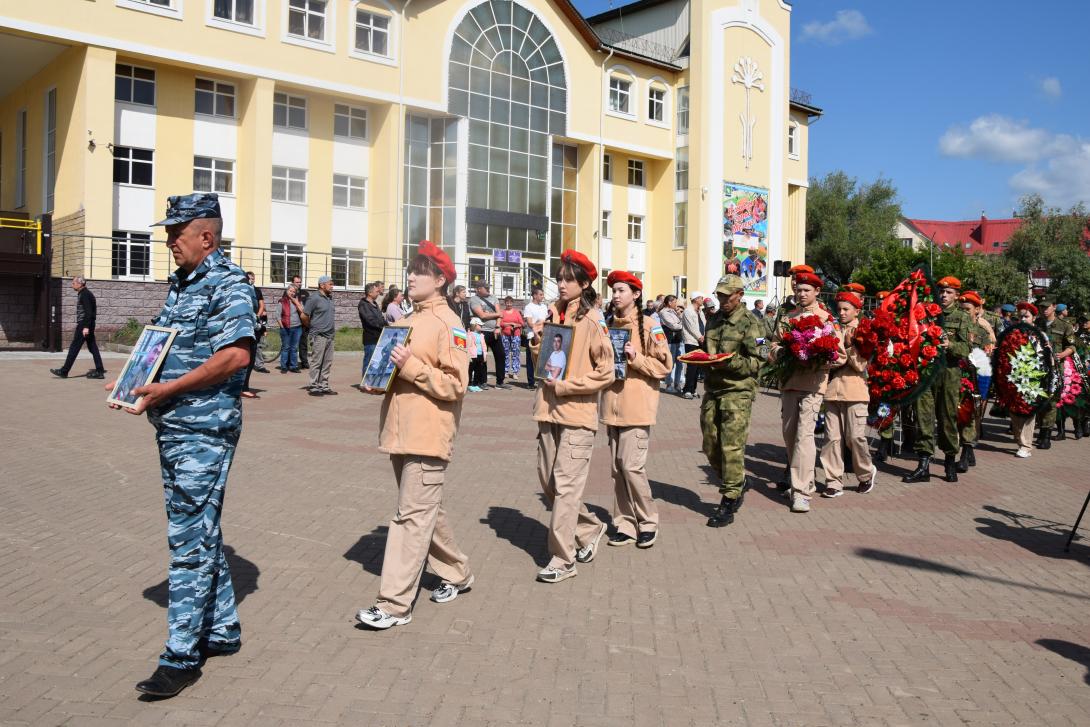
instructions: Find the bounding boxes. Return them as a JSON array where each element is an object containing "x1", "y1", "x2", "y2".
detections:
[
  {"x1": 636, "y1": 531, "x2": 657, "y2": 549},
  {"x1": 607, "y1": 532, "x2": 635, "y2": 547},
  {"x1": 198, "y1": 640, "x2": 240, "y2": 660},
  {"x1": 858, "y1": 469, "x2": 877, "y2": 495},
  {"x1": 497, "y1": 383, "x2": 512, "y2": 390},
  {"x1": 430, "y1": 575, "x2": 474, "y2": 604},
  {"x1": 575, "y1": 523, "x2": 608, "y2": 563},
  {"x1": 134, "y1": 664, "x2": 202, "y2": 697},
  {"x1": 290, "y1": 367, "x2": 301, "y2": 373},
  {"x1": 308, "y1": 390, "x2": 324, "y2": 396},
  {"x1": 536, "y1": 565, "x2": 577, "y2": 583},
  {"x1": 356, "y1": 605, "x2": 411, "y2": 630},
  {"x1": 87, "y1": 370, "x2": 105, "y2": 379},
  {"x1": 49, "y1": 368, "x2": 67, "y2": 378}
]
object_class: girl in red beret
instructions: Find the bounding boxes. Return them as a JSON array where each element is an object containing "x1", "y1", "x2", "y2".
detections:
[
  {"x1": 356, "y1": 242, "x2": 474, "y2": 629},
  {"x1": 529, "y1": 250, "x2": 615, "y2": 583},
  {"x1": 601, "y1": 271, "x2": 673, "y2": 548}
]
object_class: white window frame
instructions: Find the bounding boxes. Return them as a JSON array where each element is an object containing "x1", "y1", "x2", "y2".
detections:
[
  {"x1": 673, "y1": 275, "x2": 687, "y2": 299},
  {"x1": 787, "y1": 120, "x2": 800, "y2": 160},
  {"x1": 195, "y1": 77, "x2": 237, "y2": 118},
  {"x1": 273, "y1": 92, "x2": 308, "y2": 130},
  {"x1": 115, "y1": 63, "x2": 157, "y2": 107},
  {"x1": 602, "y1": 153, "x2": 612, "y2": 182},
  {"x1": 333, "y1": 103, "x2": 368, "y2": 141},
  {"x1": 113, "y1": 146, "x2": 155, "y2": 187},
  {"x1": 646, "y1": 78, "x2": 670, "y2": 128},
  {"x1": 206, "y1": 0, "x2": 266, "y2": 37},
  {"x1": 675, "y1": 146, "x2": 688, "y2": 191},
  {"x1": 601, "y1": 210, "x2": 611, "y2": 239},
  {"x1": 272, "y1": 165, "x2": 307, "y2": 203},
  {"x1": 43, "y1": 87, "x2": 56, "y2": 213},
  {"x1": 607, "y1": 73, "x2": 634, "y2": 119},
  {"x1": 627, "y1": 159, "x2": 644, "y2": 188},
  {"x1": 270, "y1": 242, "x2": 305, "y2": 285},
  {"x1": 673, "y1": 201, "x2": 687, "y2": 250},
  {"x1": 282, "y1": 0, "x2": 336, "y2": 53},
  {"x1": 193, "y1": 156, "x2": 235, "y2": 195},
  {"x1": 112, "y1": 230, "x2": 153, "y2": 280},
  {"x1": 15, "y1": 108, "x2": 26, "y2": 209},
  {"x1": 676, "y1": 86, "x2": 690, "y2": 137},
  {"x1": 116, "y1": 0, "x2": 184, "y2": 21},
  {"x1": 332, "y1": 174, "x2": 367, "y2": 209},
  {"x1": 627, "y1": 214, "x2": 644, "y2": 242},
  {"x1": 331, "y1": 246, "x2": 366, "y2": 289},
  {"x1": 349, "y1": 2, "x2": 397, "y2": 66}
]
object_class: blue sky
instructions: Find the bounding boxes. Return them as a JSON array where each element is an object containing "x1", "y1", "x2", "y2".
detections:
[{"x1": 573, "y1": 0, "x2": 1090, "y2": 220}]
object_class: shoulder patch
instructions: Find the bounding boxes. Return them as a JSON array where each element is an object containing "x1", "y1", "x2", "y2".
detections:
[
  {"x1": 651, "y1": 325, "x2": 667, "y2": 344},
  {"x1": 599, "y1": 319, "x2": 609, "y2": 336},
  {"x1": 451, "y1": 327, "x2": 468, "y2": 350}
]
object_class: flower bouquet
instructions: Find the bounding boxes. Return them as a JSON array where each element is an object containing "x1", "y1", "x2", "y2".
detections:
[
  {"x1": 956, "y1": 359, "x2": 978, "y2": 427},
  {"x1": 1058, "y1": 355, "x2": 1085, "y2": 418},
  {"x1": 763, "y1": 314, "x2": 840, "y2": 386},
  {"x1": 991, "y1": 322, "x2": 1056, "y2": 416}
]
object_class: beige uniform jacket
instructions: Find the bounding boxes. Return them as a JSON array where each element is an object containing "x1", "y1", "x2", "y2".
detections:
[
  {"x1": 825, "y1": 320, "x2": 870, "y2": 403},
  {"x1": 379, "y1": 297, "x2": 469, "y2": 461},
  {"x1": 530, "y1": 299, "x2": 615, "y2": 431},
  {"x1": 600, "y1": 312, "x2": 673, "y2": 427},
  {"x1": 777, "y1": 304, "x2": 844, "y2": 395}
]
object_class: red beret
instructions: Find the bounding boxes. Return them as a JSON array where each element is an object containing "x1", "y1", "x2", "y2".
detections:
[
  {"x1": 788, "y1": 264, "x2": 815, "y2": 276},
  {"x1": 606, "y1": 270, "x2": 642, "y2": 292},
  {"x1": 560, "y1": 249, "x2": 597, "y2": 280},
  {"x1": 835, "y1": 291, "x2": 863, "y2": 309},
  {"x1": 418, "y1": 240, "x2": 456, "y2": 284},
  {"x1": 1017, "y1": 301, "x2": 1038, "y2": 316},
  {"x1": 795, "y1": 272, "x2": 823, "y2": 289},
  {"x1": 877, "y1": 290, "x2": 891, "y2": 300},
  {"x1": 937, "y1": 276, "x2": 962, "y2": 290},
  {"x1": 960, "y1": 291, "x2": 983, "y2": 307},
  {"x1": 843, "y1": 282, "x2": 866, "y2": 295}
]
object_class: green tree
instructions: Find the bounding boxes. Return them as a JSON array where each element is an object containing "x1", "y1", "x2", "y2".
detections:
[
  {"x1": 851, "y1": 241, "x2": 922, "y2": 294},
  {"x1": 806, "y1": 171, "x2": 902, "y2": 288},
  {"x1": 1004, "y1": 194, "x2": 1090, "y2": 312}
]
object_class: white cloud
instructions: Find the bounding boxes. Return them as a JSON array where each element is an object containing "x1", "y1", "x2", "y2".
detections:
[
  {"x1": 1040, "y1": 76, "x2": 1062, "y2": 99},
  {"x1": 800, "y1": 10, "x2": 872, "y2": 44},
  {"x1": 939, "y1": 115, "x2": 1090, "y2": 209}
]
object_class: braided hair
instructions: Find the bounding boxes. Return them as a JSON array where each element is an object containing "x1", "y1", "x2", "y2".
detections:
[{"x1": 605, "y1": 283, "x2": 646, "y2": 348}]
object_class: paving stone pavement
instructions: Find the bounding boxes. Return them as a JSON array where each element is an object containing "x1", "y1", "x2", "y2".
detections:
[{"x1": 2, "y1": 352, "x2": 1089, "y2": 726}]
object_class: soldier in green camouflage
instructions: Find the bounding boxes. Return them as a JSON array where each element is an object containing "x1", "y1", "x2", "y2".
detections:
[
  {"x1": 1035, "y1": 296, "x2": 1077, "y2": 448},
  {"x1": 902, "y1": 276, "x2": 976, "y2": 484},
  {"x1": 699, "y1": 274, "x2": 764, "y2": 528}
]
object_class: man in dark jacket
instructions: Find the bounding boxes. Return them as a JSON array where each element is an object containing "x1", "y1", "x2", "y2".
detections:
[
  {"x1": 52, "y1": 277, "x2": 106, "y2": 379},
  {"x1": 358, "y1": 281, "x2": 385, "y2": 377}
]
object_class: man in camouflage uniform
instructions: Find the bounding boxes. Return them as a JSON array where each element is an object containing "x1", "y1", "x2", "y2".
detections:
[
  {"x1": 699, "y1": 274, "x2": 764, "y2": 528},
  {"x1": 902, "y1": 276, "x2": 975, "y2": 484},
  {"x1": 1035, "y1": 295, "x2": 1077, "y2": 448},
  {"x1": 109, "y1": 194, "x2": 255, "y2": 698}
]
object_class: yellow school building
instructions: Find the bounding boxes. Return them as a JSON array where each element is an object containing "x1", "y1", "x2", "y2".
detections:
[{"x1": 0, "y1": 0, "x2": 818, "y2": 301}]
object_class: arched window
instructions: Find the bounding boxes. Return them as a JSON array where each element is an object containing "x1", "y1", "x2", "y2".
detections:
[{"x1": 448, "y1": 0, "x2": 568, "y2": 259}]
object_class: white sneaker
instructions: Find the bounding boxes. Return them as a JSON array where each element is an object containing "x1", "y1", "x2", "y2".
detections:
[
  {"x1": 536, "y1": 565, "x2": 578, "y2": 583},
  {"x1": 575, "y1": 523, "x2": 608, "y2": 563},
  {"x1": 355, "y1": 605, "x2": 412, "y2": 630},
  {"x1": 1015, "y1": 447, "x2": 1032, "y2": 458},
  {"x1": 791, "y1": 493, "x2": 811, "y2": 513},
  {"x1": 430, "y1": 575, "x2": 474, "y2": 604}
]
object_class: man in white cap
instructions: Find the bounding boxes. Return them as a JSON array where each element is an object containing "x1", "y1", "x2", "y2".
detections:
[{"x1": 302, "y1": 275, "x2": 336, "y2": 395}]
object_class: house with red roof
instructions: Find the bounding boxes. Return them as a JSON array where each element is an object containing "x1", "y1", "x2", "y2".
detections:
[{"x1": 896, "y1": 215, "x2": 1022, "y2": 255}]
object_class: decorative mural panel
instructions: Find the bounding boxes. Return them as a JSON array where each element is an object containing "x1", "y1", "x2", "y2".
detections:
[{"x1": 722, "y1": 181, "x2": 769, "y2": 295}]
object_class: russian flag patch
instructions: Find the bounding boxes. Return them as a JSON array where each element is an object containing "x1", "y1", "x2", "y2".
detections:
[{"x1": 452, "y1": 327, "x2": 468, "y2": 349}]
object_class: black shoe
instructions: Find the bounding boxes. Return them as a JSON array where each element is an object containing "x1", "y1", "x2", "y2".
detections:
[
  {"x1": 299, "y1": 363, "x2": 310, "y2": 370},
  {"x1": 279, "y1": 367, "x2": 288, "y2": 374},
  {"x1": 290, "y1": 368, "x2": 301, "y2": 373},
  {"x1": 308, "y1": 389, "x2": 324, "y2": 396},
  {"x1": 1075, "y1": 423, "x2": 1083, "y2": 441},
  {"x1": 636, "y1": 531, "x2": 657, "y2": 549},
  {"x1": 198, "y1": 640, "x2": 240, "y2": 661},
  {"x1": 134, "y1": 665, "x2": 201, "y2": 697},
  {"x1": 902, "y1": 456, "x2": 931, "y2": 483},
  {"x1": 497, "y1": 383, "x2": 512, "y2": 390},
  {"x1": 254, "y1": 365, "x2": 270, "y2": 374},
  {"x1": 967, "y1": 445, "x2": 976, "y2": 466},
  {"x1": 944, "y1": 454, "x2": 958, "y2": 483},
  {"x1": 50, "y1": 368, "x2": 68, "y2": 378},
  {"x1": 874, "y1": 438, "x2": 890, "y2": 464},
  {"x1": 87, "y1": 370, "x2": 105, "y2": 379},
  {"x1": 956, "y1": 445, "x2": 971, "y2": 473},
  {"x1": 607, "y1": 532, "x2": 635, "y2": 547},
  {"x1": 323, "y1": 390, "x2": 338, "y2": 396},
  {"x1": 707, "y1": 497, "x2": 736, "y2": 528},
  {"x1": 1083, "y1": 420, "x2": 1090, "y2": 438},
  {"x1": 1036, "y1": 430, "x2": 1052, "y2": 450}
]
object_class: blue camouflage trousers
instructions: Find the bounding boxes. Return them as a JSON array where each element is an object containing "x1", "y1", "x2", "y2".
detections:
[{"x1": 156, "y1": 430, "x2": 241, "y2": 669}]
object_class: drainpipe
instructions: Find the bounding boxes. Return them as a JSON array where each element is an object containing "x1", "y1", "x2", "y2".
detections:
[
  {"x1": 395, "y1": 0, "x2": 414, "y2": 275},
  {"x1": 597, "y1": 45, "x2": 614, "y2": 281}
]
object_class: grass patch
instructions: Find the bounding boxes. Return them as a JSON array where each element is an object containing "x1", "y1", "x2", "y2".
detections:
[
  {"x1": 109, "y1": 318, "x2": 143, "y2": 346},
  {"x1": 262, "y1": 327, "x2": 364, "y2": 353}
]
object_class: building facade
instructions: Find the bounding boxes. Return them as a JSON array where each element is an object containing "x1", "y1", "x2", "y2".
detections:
[{"x1": 0, "y1": 0, "x2": 818, "y2": 301}]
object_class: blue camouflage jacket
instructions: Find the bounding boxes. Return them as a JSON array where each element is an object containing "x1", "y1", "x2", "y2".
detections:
[{"x1": 147, "y1": 248, "x2": 256, "y2": 435}]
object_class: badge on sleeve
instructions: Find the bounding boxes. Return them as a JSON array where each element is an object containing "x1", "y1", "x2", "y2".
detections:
[
  {"x1": 651, "y1": 325, "x2": 666, "y2": 344},
  {"x1": 451, "y1": 327, "x2": 468, "y2": 350}
]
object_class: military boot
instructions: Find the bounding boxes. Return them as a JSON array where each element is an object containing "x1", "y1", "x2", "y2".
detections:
[
  {"x1": 944, "y1": 454, "x2": 959, "y2": 483},
  {"x1": 1056, "y1": 417, "x2": 1067, "y2": 441},
  {"x1": 1083, "y1": 418, "x2": 1090, "y2": 438},
  {"x1": 1075, "y1": 419, "x2": 1083, "y2": 441},
  {"x1": 874, "y1": 438, "x2": 890, "y2": 464},
  {"x1": 902, "y1": 456, "x2": 931, "y2": 483},
  {"x1": 707, "y1": 496, "x2": 736, "y2": 528},
  {"x1": 967, "y1": 444, "x2": 976, "y2": 466},
  {"x1": 956, "y1": 445, "x2": 972, "y2": 473},
  {"x1": 1036, "y1": 429, "x2": 1052, "y2": 450}
]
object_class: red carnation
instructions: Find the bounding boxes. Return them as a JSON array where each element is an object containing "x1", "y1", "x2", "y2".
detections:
[{"x1": 922, "y1": 345, "x2": 938, "y2": 359}]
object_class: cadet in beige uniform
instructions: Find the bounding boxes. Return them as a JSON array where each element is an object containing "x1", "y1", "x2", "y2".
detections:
[
  {"x1": 819, "y1": 287, "x2": 877, "y2": 497},
  {"x1": 600, "y1": 271, "x2": 672, "y2": 549},
  {"x1": 357, "y1": 241, "x2": 472, "y2": 630},
  {"x1": 529, "y1": 250, "x2": 615, "y2": 583},
  {"x1": 772, "y1": 272, "x2": 844, "y2": 513}
]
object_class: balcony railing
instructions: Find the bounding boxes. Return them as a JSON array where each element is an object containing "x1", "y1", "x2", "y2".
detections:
[{"x1": 790, "y1": 87, "x2": 815, "y2": 107}]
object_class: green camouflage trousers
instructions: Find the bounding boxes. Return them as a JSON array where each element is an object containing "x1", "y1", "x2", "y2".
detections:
[
  {"x1": 913, "y1": 388, "x2": 936, "y2": 456},
  {"x1": 934, "y1": 367, "x2": 963, "y2": 456},
  {"x1": 700, "y1": 393, "x2": 754, "y2": 499}
]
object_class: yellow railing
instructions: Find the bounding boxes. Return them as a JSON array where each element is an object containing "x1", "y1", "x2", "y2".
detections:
[{"x1": 0, "y1": 216, "x2": 42, "y2": 254}]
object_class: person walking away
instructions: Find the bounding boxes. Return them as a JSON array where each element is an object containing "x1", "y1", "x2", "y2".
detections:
[
  {"x1": 358, "y1": 281, "x2": 385, "y2": 380},
  {"x1": 467, "y1": 317, "x2": 487, "y2": 392},
  {"x1": 701, "y1": 275, "x2": 764, "y2": 527},
  {"x1": 356, "y1": 241, "x2": 473, "y2": 630},
  {"x1": 106, "y1": 193, "x2": 255, "y2": 697},
  {"x1": 290, "y1": 275, "x2": 310, "y2": 369},
  {"x1": 522, "y1": 286, "x2": 549, "y2": 388},
  {"x1": 301, "y1": 275, "x2": 336, "y2": 396},
  {"x1": 680, "y1": 292, "x2": 706, "y2": 399},
  {"x1": 278, "y1": 285, "x2": 304, "y2": 373},
  {"x1": 499, "y1": 296, "x2": 526, "y2": 378},
  {"x1": 601, "y1": 271, "x2": 672, "y2": 548},
  {"x1": 819, "y1": 286, "x2": 877, "y2": 497},
  {"x1": 528, "y1": 251, "x2": 614, "y2": 583},
  {"x1": 658, "y1": 295, "x2": 684, "y2": 393},
  {"x1": 51, "y1": 276, "x2": 106, "y2": 379},
  {"x1": 469, "y1": 282, "x2": 510, "y2": 389}
]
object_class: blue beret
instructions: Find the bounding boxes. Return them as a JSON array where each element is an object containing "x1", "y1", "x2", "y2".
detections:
[
  {"x1": 152, "y1": 192, "x2": 222, "y2": 226},
  {"x1": 1001, "y1": 303, "x2": 1016, "y2": 313},
  {"x1": 1056, "y1": 303, "x2": 1068, "y2": 312}
]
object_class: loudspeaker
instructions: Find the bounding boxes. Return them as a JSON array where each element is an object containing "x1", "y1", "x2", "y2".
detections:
[
  {"x1": 772, "y1": 261, "x2": 784, "y2": 277},
  {"x1": 781, "y1": 260, "x2": 792, "y2": 276}
]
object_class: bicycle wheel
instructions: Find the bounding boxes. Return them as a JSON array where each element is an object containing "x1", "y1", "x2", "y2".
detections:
[{"x1": 259, "y1": 328, "x2": 282, "y2": 364}]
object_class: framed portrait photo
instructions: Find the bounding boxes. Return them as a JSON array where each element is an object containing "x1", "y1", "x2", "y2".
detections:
[
  {"x1": 106, "y1": 325, "x2": 178, "y2": 409},
  {"x1": 363, "y1": 326, "x2": 412, "y2": 392},
  {"x1": 534, "y1": 323, "x2": 574, "y2": 386},
  {"x1": 608, "y1": 327, "x2": 631, "y2": 380}
]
